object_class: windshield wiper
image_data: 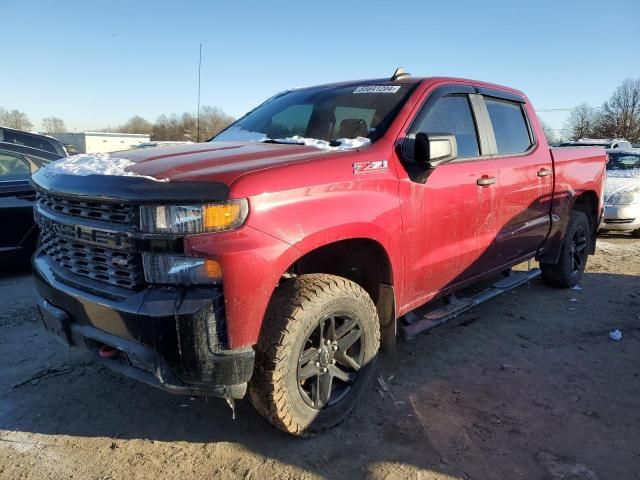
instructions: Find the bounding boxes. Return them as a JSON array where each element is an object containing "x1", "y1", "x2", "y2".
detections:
[{"x1": 260, "y1": 138, "x2": 305, "y2": 145}]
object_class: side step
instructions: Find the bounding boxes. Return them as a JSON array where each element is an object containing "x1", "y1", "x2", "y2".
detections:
[{"x1": 399, "y1": 268, "x2": 541, "y2": 339}]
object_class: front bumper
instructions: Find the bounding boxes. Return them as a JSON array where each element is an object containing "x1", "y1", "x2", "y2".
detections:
[
  {"x1": 33, "y1": 253, "x2": 254, "y2": 399},
  {"x1": 600, "y1": 204, "x2": 640, "y2": 231}
]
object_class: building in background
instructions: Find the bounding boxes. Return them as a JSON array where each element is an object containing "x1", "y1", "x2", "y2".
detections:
[{"x1": 53, "y1": 132, "x2": 150, "y2": 154}]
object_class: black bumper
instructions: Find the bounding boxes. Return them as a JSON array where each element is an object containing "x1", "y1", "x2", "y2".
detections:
[{"x1": 32, "y1": 254, "x2": 254, "y2": 399}]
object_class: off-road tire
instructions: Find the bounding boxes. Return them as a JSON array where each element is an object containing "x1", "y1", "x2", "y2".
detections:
[
  {"x1": 248, "y1": 274, "x2": 380, "y2": 437},
  {"x1": 540, "y1": 210, "x2": 591, "y2": 288}
]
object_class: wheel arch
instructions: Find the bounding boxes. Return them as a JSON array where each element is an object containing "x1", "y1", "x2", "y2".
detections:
[
  {"x1": 272, "y1": 236, "x2": 398, "y2": 350},
  {"x1": 572, "y1": 190, "x2": 599, "y2": 254}
]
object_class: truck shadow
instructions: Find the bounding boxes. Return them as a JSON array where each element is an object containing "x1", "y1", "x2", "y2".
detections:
[{"x1": 3, "y1": 269, "x2": 639, "y2": 478}]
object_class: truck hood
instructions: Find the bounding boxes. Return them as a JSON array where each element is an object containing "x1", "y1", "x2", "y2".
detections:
[
  {"x1": 33, "y1": 141, "x2": 342, "y2": 203},
  {"x1": 604, "y1": 169, "x2": 640, "y2": 203},
  {"x1": 115, "y1": 141, "x2": 333, "y2": 184}
]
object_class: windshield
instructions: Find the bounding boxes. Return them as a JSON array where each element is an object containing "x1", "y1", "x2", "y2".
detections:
[
  {"x1": 607, "y1": 153, "x2": 640, "y2": 171},
  {"x1": 211, "y1": 83, "x2": 417, "y2": 148}
]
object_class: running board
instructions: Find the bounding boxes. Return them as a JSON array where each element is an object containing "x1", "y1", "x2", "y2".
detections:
[{"x1": 400, "y1": 268, "x2": 541, "y2": 339}]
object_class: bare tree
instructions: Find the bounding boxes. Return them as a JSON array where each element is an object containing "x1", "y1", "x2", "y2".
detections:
[
  {"x1": 564, "y1": 103, "x2": 599, "y2": 140},
  {"x1": 539, "y1": 119, "x2": 558, "y2": 145},
  {"x1": 595, "y1": 78, "x2": 640, "y2": 142},
  {"x1": 120, "y1": 115, "x2": 153, "y2": 135},
  {"x1": 0, "y1": 107, "x2": 34, "y2": 131},
  {"x1": 150, "y1": 107, "x2": 233, "y2": 141},
  {"x1": 199, "y1": 105, "x2": 235, "y2": 140},
  {"x1": 42, "y1": 116, "x2": 66, "y2": 135}
]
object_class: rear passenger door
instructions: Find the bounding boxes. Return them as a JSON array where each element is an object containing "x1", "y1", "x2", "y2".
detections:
[{"x1": 478, "y1": 91, "x2": 553, "y2": 264}]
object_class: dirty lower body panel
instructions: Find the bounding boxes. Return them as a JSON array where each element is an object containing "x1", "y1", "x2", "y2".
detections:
[{"x1": 32, "y1": 253, "x2": 254, "y2": 399}]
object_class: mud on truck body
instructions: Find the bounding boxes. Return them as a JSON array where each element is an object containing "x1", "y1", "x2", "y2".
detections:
[{"x1": 32, "y1": 71, "x2": 607, "y2": 436}]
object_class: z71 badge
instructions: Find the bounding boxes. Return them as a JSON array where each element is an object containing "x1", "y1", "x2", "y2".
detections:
[{"x1": 353, "y1": 160, "x2": 388, "y2": 174}]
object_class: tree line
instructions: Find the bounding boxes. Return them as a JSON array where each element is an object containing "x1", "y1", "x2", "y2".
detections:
[
  {"x1": 0, "y1": 107, "x2": 66, "y2": 135},
  {"x1": 563, "y1": 78, "x2": 640, "y2": 143},
  {"x1": 117, "y1": 106, "x2": 235, "y2": 141},
  {"x1": 0, "y1": 105, "x2": 234, "y2": 141}
]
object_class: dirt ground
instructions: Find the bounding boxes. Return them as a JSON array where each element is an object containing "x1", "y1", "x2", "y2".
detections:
[{"x1": 1, "y1": 235, "x2": 639, "y2": 480}]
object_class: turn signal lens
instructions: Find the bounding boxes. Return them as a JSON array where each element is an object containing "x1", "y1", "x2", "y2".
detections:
[
  {"x1": 140, "y1": 199, "x2": 249, "y2": 234},
  {"x1": 203, "y1": 202, "x2": 244, "y2": 230}
]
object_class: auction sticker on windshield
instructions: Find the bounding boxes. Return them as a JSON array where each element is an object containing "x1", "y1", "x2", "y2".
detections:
[{"x1": 353, "y1": 86, "x2": 401, "y2": 94}]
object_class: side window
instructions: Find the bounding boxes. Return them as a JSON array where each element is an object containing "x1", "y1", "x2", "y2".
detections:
[
  {"x1": 0, "y1": 153, "x2": 30, "y2": 178},
  {"x1": 411, "y1": 94, "x2": 480, "y2": 158},
  {"x1": 484, "y1": 97, "x2": 532, "y2": 154},
  {"x1": 269, "y1": 104, "x2": 313, "y2": 138}
]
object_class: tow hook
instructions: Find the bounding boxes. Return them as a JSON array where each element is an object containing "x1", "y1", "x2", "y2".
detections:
[{"x1": 98, "y1": 345, "x2": 120, "y2": 359}]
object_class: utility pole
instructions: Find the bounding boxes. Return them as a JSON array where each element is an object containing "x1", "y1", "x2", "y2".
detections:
[{"x1": 197, "y1": 43, "x2": 202, "y2": 142}]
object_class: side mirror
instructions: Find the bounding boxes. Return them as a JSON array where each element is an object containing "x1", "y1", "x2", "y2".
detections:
[{"x1": 403, "y1": 132, "x2": 458, "y2": 168}]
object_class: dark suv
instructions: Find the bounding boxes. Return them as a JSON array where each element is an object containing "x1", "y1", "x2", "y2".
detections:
[{"x1": 0, "y1": 128, "x2": 67, "y2": 263}]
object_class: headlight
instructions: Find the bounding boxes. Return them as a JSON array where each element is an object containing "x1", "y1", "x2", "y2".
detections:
[
  {"x1": 142, "y1": 253, "x2": 222, "y2": 284},
  {"x1": 140, "y1": 199, "x2": 248, "y2": 234},
  {"x1": 610, "y1": 191, "x2": 640, "y2": 205}
]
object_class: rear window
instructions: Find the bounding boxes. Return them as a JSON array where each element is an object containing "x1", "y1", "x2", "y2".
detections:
[
  {"x1": 607, "y1": 153, "x2": 640, "y2": 171},
  {"x1": 485, "y1": 98, "x2": 533, "y2": 155},
  {"x1": 0, "y1": 153, "x2": 30, "y2": 178},
  {"x1": 2, "y1": 130, "x2": 59, "y2": 154}
]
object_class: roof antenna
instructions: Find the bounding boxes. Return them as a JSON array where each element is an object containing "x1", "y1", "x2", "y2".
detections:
[{"x1": 391, "y1": 67, "x2": 411, "y2": 81}]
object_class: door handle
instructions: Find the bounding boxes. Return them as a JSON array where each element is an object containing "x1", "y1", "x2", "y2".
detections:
[
  {"x1": 537, "y1": 168, "x2": 552, "y2": 177},
  {"x1": 476, "y1": 176, "x2": 497, "y2": 187}
]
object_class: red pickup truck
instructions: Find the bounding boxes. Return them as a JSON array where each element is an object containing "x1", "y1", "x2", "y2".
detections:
[{"x1": 32, "y1": 71, "x2": 606, "y2": 436}]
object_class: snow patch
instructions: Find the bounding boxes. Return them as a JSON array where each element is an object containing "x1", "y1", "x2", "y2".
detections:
[
  {"x1": 45, "y1": 153, "x2": 164, "y2": 181},
  {"x1": 213, "y1": 126, "x2": 371, "y2": 151},
  {"x1": 271, "y1": 136, "x2": 371, "y2": 151},
  {"x1": 605, "y1": 169, "x2": 640, "y2": 202}
]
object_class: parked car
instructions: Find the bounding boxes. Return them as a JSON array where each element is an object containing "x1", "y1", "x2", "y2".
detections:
[
  {"x1": 558, "y1": 138, "x2": 632, "y2": 149},
  {"x1": 31, "y1": 72, "x2": 606, "y2": 436},
  {"x1": 600, "y1": 149, "x2": 640, "y2": 235},
  {"x1": 0, "y1": 133, "x2": 67, "y2": 263},
  {"x1": 0, "y1": 126, "x2": 68, "y2": 157}
]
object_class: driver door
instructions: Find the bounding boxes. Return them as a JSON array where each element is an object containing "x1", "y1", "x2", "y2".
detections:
[{"x1": 398, "y1": 87, "x2": 499, "y2": 307}]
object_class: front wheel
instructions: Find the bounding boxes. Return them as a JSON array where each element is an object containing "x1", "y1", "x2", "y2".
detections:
[
  {"x1": 540, "y1": 210, "x2": 591, "y2": 288},
  {"x1": 249, "y1": 274, "x2": 380, "y2": 436}
]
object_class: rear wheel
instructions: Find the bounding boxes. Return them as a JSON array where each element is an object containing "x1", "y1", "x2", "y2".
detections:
[
  {"x1": 249, "y1": 274, "x2": 380, "y2": 436},
  {"x1": 541, "y1": 210, "x2": 590, "y2": 288},
  {"x1": 632, "y1": 228, "x2": 640, "y2": 238}
]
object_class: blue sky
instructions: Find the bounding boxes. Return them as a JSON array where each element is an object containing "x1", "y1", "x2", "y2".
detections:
[{"x1": 2, "y1": 0, "x2": 639, "y2": 136}]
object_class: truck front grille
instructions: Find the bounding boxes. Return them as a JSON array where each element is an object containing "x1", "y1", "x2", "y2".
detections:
[
  {"x1": 37, "y1": 192, "x2": 137, "y2": 225},
  {"x1": 40, "y1": 231, "x2": 145, "y2": 290}
]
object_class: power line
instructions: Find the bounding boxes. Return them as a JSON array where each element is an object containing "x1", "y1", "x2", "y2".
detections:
[{"x1": 535, "y1": 106, "x2": 603, "y2": 113}]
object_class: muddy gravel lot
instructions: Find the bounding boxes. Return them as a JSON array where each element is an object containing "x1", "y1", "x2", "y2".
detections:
[{"x1": 1, "y1": 235, "x2": 639, "y2": 480}]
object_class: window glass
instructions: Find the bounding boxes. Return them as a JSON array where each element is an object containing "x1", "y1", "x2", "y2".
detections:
[
  {"x1": 269, "y1": 104, "x2": 313, "y2": 138},
  {"x1": 0, "y1": 153, "x2": 30, "y2": 178},
  {"x1": 333, "y1": 106, "x2": 375, "y2": 139},
  {"x1": 606, "y1": 153, "x2": 640, "y2": 171},
  {"x1": 485, "y1": 98, "x2": 532, "y2": 154},
  {"x1": 213, "y1": 83, "x2": 417, "y2": 143},
  {"x1": 2, "y1": 130, "x2": 58, "y2": 154},
  {"x1": 411, "y1": 95, "x2": 479, "y2": 158}
]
